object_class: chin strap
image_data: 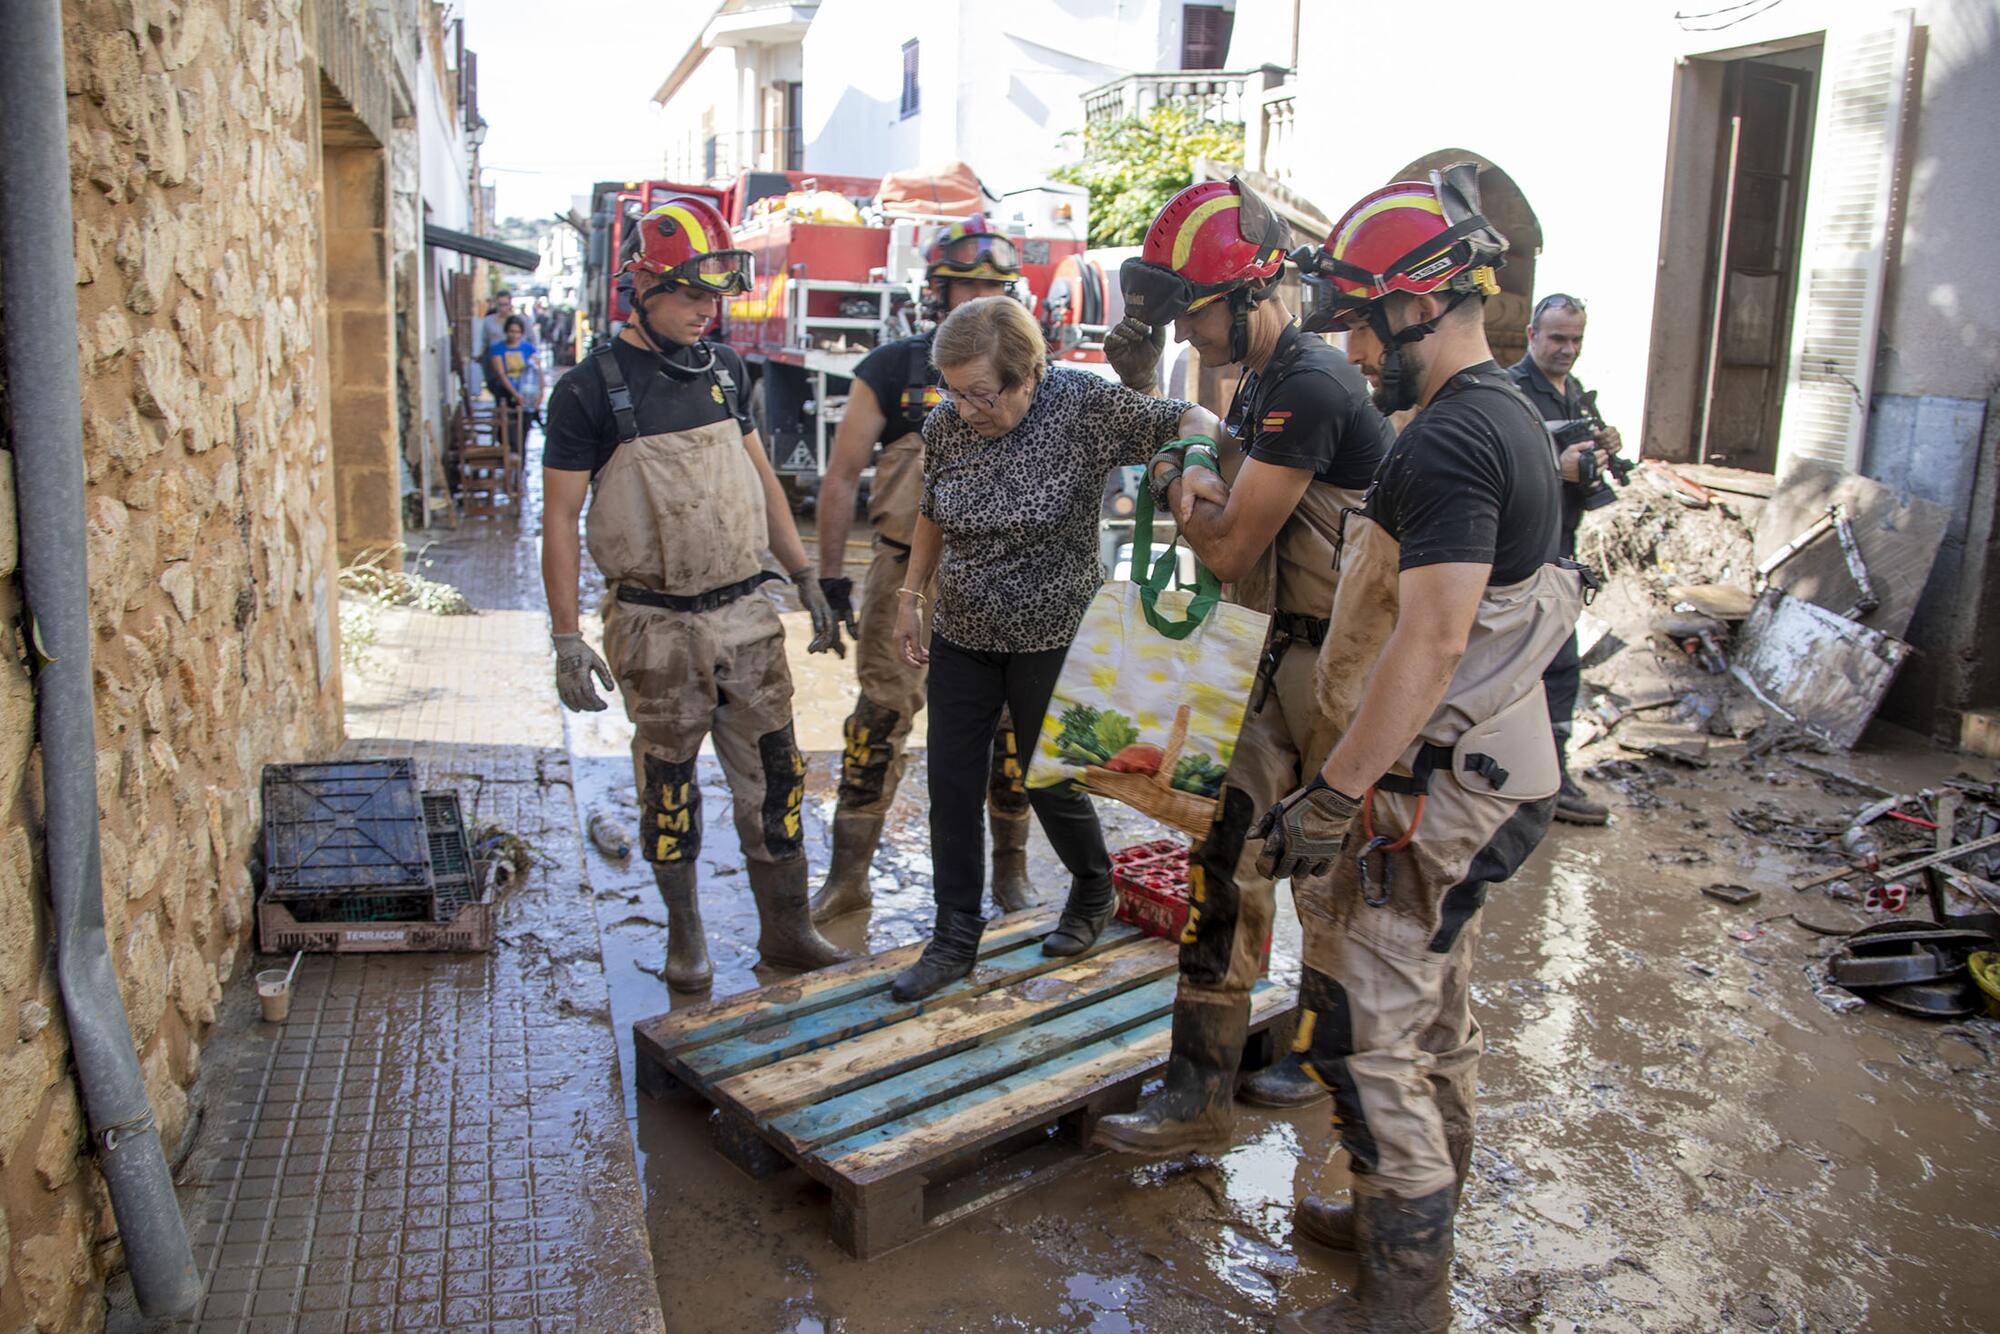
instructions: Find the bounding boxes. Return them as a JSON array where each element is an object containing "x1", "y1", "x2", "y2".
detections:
[
  {"x1": 626, "y1": 292, "x2": 715, "y2": 381},
  {"x1": 1370, "y1": 291, "x2": 1474, "y2": 412}
]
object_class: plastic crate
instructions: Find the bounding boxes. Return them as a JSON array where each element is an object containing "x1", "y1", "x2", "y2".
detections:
[
  {"x1": 261, "y1": 760, "x2": 434, "y2": 899},
  {"x1": 259, "y1": 859, "x2": 495, "y2": 954},
  {"x1": 421, "y1": 790, "x2": 477, "y2": 919},
  {"x1": 1111, "y1": 840, "x2": 1270, "y2": 968}
]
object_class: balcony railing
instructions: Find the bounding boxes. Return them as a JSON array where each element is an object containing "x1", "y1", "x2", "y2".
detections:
[
  {"x1": 663, "y1": 125, "x2": 804, "y2": 185},
  {"x1": 1081, "y1": 65, "x2": 1289, "y2": 128},
  {"x1": 1247, "y1": 86, "x2": 1297, "y2": 183}
]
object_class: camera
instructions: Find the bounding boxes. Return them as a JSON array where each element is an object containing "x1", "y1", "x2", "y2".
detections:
[{"x1": 1556, "y1": 389, "x2": 1629, "y2": 511}]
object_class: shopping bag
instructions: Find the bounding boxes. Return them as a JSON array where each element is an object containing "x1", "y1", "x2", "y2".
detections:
[{"x1": 1027, "y1": 490, "x2": 1269, "y2": 837}]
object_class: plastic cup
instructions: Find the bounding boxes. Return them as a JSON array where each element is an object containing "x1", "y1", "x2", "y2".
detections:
[{"x1": 257, "y1": 969, "x2": 293, "y2": 1023}]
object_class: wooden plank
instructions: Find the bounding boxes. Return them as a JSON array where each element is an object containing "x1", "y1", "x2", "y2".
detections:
[
  {"x1": 717, "y1": 939, "x2": 1179, "y2": 1120},
  {"x1": 679, "y1": 927, "x2": 1143, "y2": 1083},
  {"x1": 765, "y1": 973, "x2": 1180, "y2": 1152},
  {"x1": 1668, "y1": 582, "x2": 1755, "y2": 621},
  {"x1": 1960, "y1": 707, "x2": 2000, "y2": 760},
  {"x1": 635, "y1": 908, "x2": 1058, "y2": 1061},
  {"x1": 821, "y1": 982, "x2": 1290, "y2": 1186}
]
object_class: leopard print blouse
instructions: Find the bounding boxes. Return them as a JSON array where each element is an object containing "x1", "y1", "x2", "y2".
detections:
[{"x1": 920, "y1": 366, "x2": 1193, "y2": 652}]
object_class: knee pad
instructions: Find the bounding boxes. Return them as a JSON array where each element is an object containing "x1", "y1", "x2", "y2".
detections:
[
  {"x1": 759, "y1": 723, "x2": 807, "y2": 859},
  {"x1": 640, "y1": 753, "x2": 702, "y2": 864},
  {"x1": 1293, "y1": 966, "x2": 1380, "y2": 1177},
  {"x1": 838, "y1": 696, "x2": 900, "y2": 808},
  {"x1": 1177, "y1": 786, "x2": 1255, "y2": 987},
  {"x1": 987, "y1": 722, "x2": 1032, "y2": 814}
]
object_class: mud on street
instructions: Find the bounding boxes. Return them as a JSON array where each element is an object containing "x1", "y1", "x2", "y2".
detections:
[{"x1": 550, "y1": 502, "x2": 1999, "y2": 1333}]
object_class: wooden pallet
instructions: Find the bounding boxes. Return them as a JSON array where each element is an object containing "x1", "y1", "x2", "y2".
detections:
[{"x1": 632, "y1": 907, "x2": 1292, "y2": 1258}]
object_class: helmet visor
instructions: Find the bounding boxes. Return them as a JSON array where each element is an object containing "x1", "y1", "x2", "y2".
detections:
[
  {"x1": 934, "y1": 232, "x2": 1021, "y2": 275},
  {"x1": 668, "y1": 250, "x2": 755, "y2": 295}
]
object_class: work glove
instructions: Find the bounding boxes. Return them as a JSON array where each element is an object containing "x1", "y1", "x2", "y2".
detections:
[
  {"x1": 794, "y1": 568, "x2": 842, "y2": 656},
  {"x1": 1103, "y1": 316, "x2": 1167, "y2": 392},
  {"x1": 821, "y1": 577, "x2": 859, "y2": 635},
  {"x1": 552, "y1": 633, "x2": 614, "y2": 713},
  {"x1": 1254, "y1": 776, "x2": 1362, "y2": 880}
]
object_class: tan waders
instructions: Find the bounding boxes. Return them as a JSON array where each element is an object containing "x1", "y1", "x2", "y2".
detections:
[
  {"x1": 1280, "y1": 499, "x2": 1588, "y2": 1331},
  {"x1": 1094, "y1": 477, "x2": 1362, "y2": 1155},
  {"x1": 587, "y1": 405, "x2": 849, "y2": 984},
  {"x1": 812, "y1": 429, "x2": 1039, "y2": 923}
]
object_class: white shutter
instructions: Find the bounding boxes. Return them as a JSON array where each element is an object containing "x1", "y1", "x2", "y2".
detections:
[{"x1": 1775, "y1": 10, "x2": 1915, "y2": 476}]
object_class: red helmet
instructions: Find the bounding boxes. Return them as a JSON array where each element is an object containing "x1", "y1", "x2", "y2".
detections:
[
  {"x1": 620, "y1": 197, "x2": 754, "y2": 295},
  {"x1": 925, "y1": 214, "x2": 1021, "y2": 284},
  {"x1": 1120, "y1": 178, "x2": 1289, "y2": 326},
  {"x1": 1294, "y1": 164, "x2": 1506, "y2": 332}
]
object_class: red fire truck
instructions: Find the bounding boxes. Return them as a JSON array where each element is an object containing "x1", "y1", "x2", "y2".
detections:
[{"x1": 581, "y1": 168, "x2": 1095, "y2": 507}]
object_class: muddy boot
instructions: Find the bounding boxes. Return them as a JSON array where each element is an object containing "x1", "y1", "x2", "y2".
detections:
[
  {"x1": 1041, "y1": 873, "x2": 1116, "y2": 956},
  {"x1": 1294, "y1": 1125, "x2": 1473, "y2": 1257},
  {"x1": 1093, "y1": 991, "x2": 1249, "y2": 1154},
  {"x1": 810, "y1": 810, "x2": 884, "y2": 923},
  {"x1": 1553, "y1": 768, "x2": 1609, "y2": 826},
  {"x1": 890, "y1": 909, "x2": 986, "y2": 1002},
  {"x1": 988, "y1": 806, "x2": 1040, "y2": 914},
  {"x1": 651, "y1": 863, "x2": 713, "y2": 994},
  {"x1": 1280, "y1": 1187, "x2": 1457, "y2": 1333},
  {"x1": 748, "y1": 859, "x2": 856, "y2": 973},
  {"x1": 1240, "y1": 1051, "x2": 1330, "y2": 1108}
]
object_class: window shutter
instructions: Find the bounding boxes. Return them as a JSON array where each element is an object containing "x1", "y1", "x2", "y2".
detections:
[
  {"x1": 1182, "y1": 5, "x2": 1234, "y2": 70},
  {"x1": 1775, "y1": 9, "x2": 1915, "y2": 475}
]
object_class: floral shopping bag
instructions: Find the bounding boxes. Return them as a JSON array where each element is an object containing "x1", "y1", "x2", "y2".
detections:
[{"x1": 1027, "y1": 491, "x2": 1268, "y2": 838}]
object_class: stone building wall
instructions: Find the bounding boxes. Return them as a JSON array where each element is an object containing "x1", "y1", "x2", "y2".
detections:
[{"x1": 0, "y1": 0, "x2": 398, "y2": 1324}]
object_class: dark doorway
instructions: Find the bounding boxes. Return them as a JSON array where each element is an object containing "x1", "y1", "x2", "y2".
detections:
[{"x1": 1695, "y1": 55, "x2": 1818, "y2": 470}]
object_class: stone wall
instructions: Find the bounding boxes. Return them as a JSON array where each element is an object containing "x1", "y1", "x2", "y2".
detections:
[{"x1": 0, "y1": 0, "x2": 377, "y2": 1325}]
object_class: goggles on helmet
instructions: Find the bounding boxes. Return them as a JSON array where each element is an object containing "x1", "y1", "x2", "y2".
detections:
[
  {"x1": 1118, "y1": 258, "x2": 1239, "y2": 326},
  {"x1": 929, "y1": 232, "x2": 1021, "y2": 284},
  {"x1": 646, "y1": 249, "x2": 755, "y2": 296}
]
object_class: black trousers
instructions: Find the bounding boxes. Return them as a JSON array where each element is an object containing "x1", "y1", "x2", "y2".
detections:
[
  {"x1": 926, "y1": 634, "x2": 1112, "y2": 918},
  {"x1": 1542, "y1": 631, "x2": 1581, "y2": 749}
]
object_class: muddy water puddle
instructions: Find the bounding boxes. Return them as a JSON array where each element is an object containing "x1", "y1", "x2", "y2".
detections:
[{"x1": 569, "y1": 618, "x2": 1997, "y2": 1329}]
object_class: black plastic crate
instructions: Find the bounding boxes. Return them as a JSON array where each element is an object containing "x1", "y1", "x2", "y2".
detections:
[
  {"x1": 421, "y1": 790, "x2": 477, "y2": 919},
  {"x1": 261, "y1": 760, "x2": 434, "y2": 899},
  {"x1": 278, "y1": 891, "x2": 434, "y2": 924}
]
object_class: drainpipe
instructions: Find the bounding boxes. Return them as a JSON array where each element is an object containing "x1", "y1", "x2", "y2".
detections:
[{"x1": 0, "y1": 1, "x2": 201, "y2": 1319}]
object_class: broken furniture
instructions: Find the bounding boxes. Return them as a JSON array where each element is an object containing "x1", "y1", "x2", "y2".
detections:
[
  {"x1": 1732, "y1": 588, "x2": 1911, "y2": 750},
  {"x1": 632, "y1": 907, "x2": 1290, "y2": 1258}
]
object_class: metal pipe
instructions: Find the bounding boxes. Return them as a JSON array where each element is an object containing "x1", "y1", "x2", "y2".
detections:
[{"x1": 0, "y1": 1, "x2": 200, "y2": 1317}]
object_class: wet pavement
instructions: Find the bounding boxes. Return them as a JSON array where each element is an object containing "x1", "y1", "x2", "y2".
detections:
[{"x1": 151, "y1": 446, "x2": 2000, "y2": 1331}]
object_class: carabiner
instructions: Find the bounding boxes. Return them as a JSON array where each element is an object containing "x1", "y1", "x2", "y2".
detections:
[{"x1": 1357, "y1": 834, "x2": 1396, "y2": 908}]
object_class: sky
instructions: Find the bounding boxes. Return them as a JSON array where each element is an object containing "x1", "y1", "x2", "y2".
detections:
[{"x1": 462, "y1": 0, "x2": 709, "y2": 224}]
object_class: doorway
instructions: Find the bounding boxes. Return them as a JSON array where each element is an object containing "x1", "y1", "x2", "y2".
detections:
[{"x1": 1694, "y1": 54, "x2": 1818, "y2": 471}]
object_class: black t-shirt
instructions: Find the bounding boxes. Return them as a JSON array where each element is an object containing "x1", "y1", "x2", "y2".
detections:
[
  {"x1": 1225, "y1": 324, "x2": 1393, "y2": 488},
  {"x1": 542, "y1": 337, "x2": 754, "y2": 475},
  {"x1": 852, "y1": 333, "x2": 939, "y2": 444},
  {"x1": 1362, "y1": 362, "x2": 1561, "y2": 585}
]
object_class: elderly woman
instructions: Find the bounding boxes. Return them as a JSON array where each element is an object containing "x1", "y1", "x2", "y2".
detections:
[{"x1": 890, "y1": 297, "x2": 1222, "y2": 1001}]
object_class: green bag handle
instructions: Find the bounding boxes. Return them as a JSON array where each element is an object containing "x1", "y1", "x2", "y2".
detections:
[{"x1": 1132, "y1": 484, "x2": 1222, "y2": 640}]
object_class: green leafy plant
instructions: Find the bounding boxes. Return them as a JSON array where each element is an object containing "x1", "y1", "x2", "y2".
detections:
[
  {"x1": 1056, "y1": 703, "x2": 1108, "y2": 763},
  {"x1": 1172, "y1": 752, "x2": 1228, "y2": 796},
  {"x1": 1052, "y1": 105, "x2": 1247, "y2": 246},
  {"x1": 1093, "y1": 709, "x2": 1140, "y2": 756}
]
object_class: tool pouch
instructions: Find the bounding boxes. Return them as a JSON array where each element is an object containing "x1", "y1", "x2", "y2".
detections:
[{"x1": 1446, "y1": 687, "x2": 1561, "y2": 801}]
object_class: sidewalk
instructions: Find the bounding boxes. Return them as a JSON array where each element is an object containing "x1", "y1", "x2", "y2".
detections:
[{"x1": 152, "y1": 512, "x2": 662, "y2": 1332}]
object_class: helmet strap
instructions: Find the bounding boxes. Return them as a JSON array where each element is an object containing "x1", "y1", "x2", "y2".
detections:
[
  {"x1": 1226, "y1": 287, "x2": 1255, "y2": 364},
  {"x1": 1370, "y1": 292, "x2": 1472, "y2": 412},
  {"x1": 628, "y1": 285, "x2": 715, "y2": 380}
]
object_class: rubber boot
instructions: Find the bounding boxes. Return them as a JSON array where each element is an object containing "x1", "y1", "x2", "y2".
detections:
[
  {"x1": 1041, "y1": 873, "x2": 1116, "y2": 956},
  {"x1": 1280, "y1": 1186, "x2": 1457, "y2": 1333},
  {"x1": 890, "y1": 909, "x2": 986, "y2": 1002},
  {"x1": 748, "y1": 859, "x2": 856, "y2": 972},
  {"x1": 1240, "y1": 1051, "x2": 1330, "y2": 1108},
  {"x1": 651, "y1": 862, "x2": 713, "y2": 994},
  {"x1": 988, "y1": 806, "x2": 1040, "y2": 914},
  {"x1": 1092, "y1": 991, "x2": 1249, "y2": 1154},
  {"x1": 809, "y1": 810, "x2": 885, "y2": 923},
  {"x1": 1295, "y1": 1120, "x2": 1473, "y2": 1255}
]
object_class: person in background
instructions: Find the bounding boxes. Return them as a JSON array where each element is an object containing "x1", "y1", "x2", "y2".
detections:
[
  {"x1": 1508, "y1": 294, "x2": 1623, "y2": 826},
  {"x1": 478, "y1": 289, "x2": 514, "y2": 382},
  {"x1": 540, "y1": 198, "x2": 849, "y2": 992},
  {"x1": 887, "y1": 297, "x2": 1223, "y2": 1002},
  {"x1": 487, "y1": 314, "x2": 541, "y2": 447},
  {"x1": 810, "y1": 216, "x2": 1039, "y2": 927}
]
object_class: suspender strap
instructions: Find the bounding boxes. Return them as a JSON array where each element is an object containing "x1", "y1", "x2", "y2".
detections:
[
  {"x1": 593, "y1": 343, "x2": 639, "y2": 444},
  {"x1": 901, "y1": 334, "x2": 936, "y2": 436},
  {"x1": 1374, "y1": 742, "x2": 1455, "y2": 797},
  {"x1": 1270, "y1": 611, "x2": 1330, "y2": 647}
]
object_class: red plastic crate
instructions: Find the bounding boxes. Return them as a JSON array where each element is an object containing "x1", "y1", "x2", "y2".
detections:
[{"x1": 1111, "y1": 840, "x2": 1271, "y2": 969}]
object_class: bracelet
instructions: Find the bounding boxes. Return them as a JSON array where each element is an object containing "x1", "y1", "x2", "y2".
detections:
[{"x1": 897, "y1": 588, "x2": 927, "y2": 605}]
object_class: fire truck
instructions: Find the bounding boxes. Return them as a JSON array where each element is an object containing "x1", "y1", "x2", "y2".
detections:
[{"x1": 580, "y1": 167, "x2": 1097, "y2": 508}]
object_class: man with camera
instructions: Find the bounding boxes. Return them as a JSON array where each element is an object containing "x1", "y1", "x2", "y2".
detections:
[{"x1": 1508, "y1": 294, "x2": 1624, "y2": 826}]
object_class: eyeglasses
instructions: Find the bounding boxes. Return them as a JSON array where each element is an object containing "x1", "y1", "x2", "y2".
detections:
[
  {"x1": 939, "y1": 380, "x2": 1005, "y2": 413},
  {"x1": 1532, "y1": 294, "x2": 1586, "y2": 324}
]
